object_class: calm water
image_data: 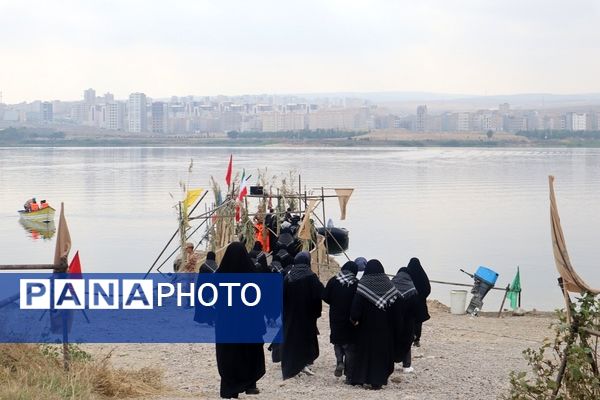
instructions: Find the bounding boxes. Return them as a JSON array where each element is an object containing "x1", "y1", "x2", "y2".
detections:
[{"x1": 1, "y1": 146, "x2": 600, "y2": 310}]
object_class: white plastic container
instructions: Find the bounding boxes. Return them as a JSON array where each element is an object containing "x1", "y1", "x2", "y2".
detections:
[{"x1": 450, "y1": 290, "x2": 468, "y2": 315}]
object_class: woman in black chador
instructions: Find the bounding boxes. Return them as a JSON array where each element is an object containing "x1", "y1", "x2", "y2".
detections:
[
  {"x1": 391, "y1": 266, "x2": 420, "y2": 373},
  {"x1": 349, "y1": 259, "x2": 401, "y2": 389},
  {"x1": 212, "y1": 242, "x2": 265, "y2": 399},
  {"x1": 199, "y1": 251, "x2": 218, "y2": 273},
  {"x1": 281, "y1": 251, "x2": 324, "y2": 379},
  {"x1": 406, "y1": 257, "x2": 431, "y2": 347},
  {"x1": 322, "y1": 261, "x2": 359, "y2": 380}
]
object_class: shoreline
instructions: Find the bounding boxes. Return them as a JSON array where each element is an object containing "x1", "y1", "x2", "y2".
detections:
[
  {"x1": 3, "y1": 139, "x2": 600, "y2": 148},
  {"x1": 3, "y1": 126, "x2": 600, "y2": 148}
]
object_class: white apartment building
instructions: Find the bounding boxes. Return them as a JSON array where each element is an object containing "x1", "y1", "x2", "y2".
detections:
[
  {"x1": 456, "y1": 112, "x2": 471, "y2": 131},
  {"x1": 307, "y1": 109, "x2": 358, "y2": 130},
  {"x1": 70, "y1": 103, "x2": 89, "y2": 123},
  {"x1": 84, "y1": 88, "x2": 96, "y2": 105},
  {"x1": 415, "y1": 105, "x2": 427, "y2": 131},
  {"x1": 262, "y1": 111, "x2": 306, "y2": 132},
  {"x1": 566, "y1": 112, "x2": 587, "y2": 131},
  {"x1": 128, "y1": 93, "x2": 147, "y2": 133},
  {"x1": 104, "y1": 102, "x2": 126, "y2": 131}
]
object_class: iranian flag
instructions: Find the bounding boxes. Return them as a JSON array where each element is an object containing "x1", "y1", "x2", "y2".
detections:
[{"x1": 238, "y1": 169, "x2": 249, "y2": 202}]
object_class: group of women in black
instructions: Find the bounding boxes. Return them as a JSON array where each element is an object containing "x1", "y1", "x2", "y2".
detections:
[{"x1": 197, "y1": 241, "x2": 431, "y2": 399}]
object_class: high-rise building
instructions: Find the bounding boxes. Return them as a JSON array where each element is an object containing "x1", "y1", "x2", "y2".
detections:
[
  {"x1": 41, "y1": 102, "x2": 53, "y2": 122},
  {"x1": 566, "y1": 112, "x2": 586, "y2": 131},
  {"x1": 104, "y1": 92, "x2": 114, "y2": 103},
  {"x1": 262, "y1": 111, "x2": 305, "y2": 132},
  {"x1": 84, "y1": 88, "x2": 96, "y2": 105},
  {"x1": 456, "y1": 112, "x2": 471, "y2": 131},
  {"x1": 128, "y1": 93, "x2": 147, "y2": 132},
  {"x1": 70, "y1": 103, "x2": 89, "y2": 123},
  {"x1": 151, "y1": 102, "x2": 168, "y2": 133},
  {"x1": 104, "y1": 102, "x2": 126, "y2": 131},
  {"x1": 416, "y1": 105, "x2": 428, "y2": 131}
]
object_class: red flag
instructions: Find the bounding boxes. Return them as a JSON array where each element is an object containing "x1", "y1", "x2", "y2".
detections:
[
  {"x1": 68, "y1": 251, "x2": 82, "y2": 278},
  {"x1": 225, "y1": 155, "x2": 233, "y2": 187},
  {"x1": 235, "y1": 204, "x2": 241, "y2": 222}
]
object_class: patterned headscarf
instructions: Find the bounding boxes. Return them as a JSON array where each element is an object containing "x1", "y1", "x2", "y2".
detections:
[
  {"x1": 356, "y1": 259, "x2": 400, "y2": 310},
  {"x1": 286, "y1": 251, "x2": 314, "y2": 282},
  {"x1": 335, "y1": 261, "x2": 359, "y2": 286}
]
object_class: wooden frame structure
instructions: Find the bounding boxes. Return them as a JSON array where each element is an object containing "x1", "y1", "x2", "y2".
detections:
[
  {"x1": 144, "y1": 173, "x2": 354, "y2": 278},
  {"x1": 548, "y1": 177, "x2": 600, "y2": 399}
]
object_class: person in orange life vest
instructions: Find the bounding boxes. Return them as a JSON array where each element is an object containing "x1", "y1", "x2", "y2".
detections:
[
  {"x1": 254, "y1": 222, "x2": 270, "y2": 253},
  {"x1": 40, "y1": 200, "x2": 49, "y2": 209},
  {"x1": 30, "y1": 201, "x2": 39, "y2": 211}
]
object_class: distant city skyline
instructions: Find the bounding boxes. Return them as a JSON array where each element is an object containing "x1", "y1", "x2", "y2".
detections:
[
  {"x1": 3, "y1": 86, "x2": 600, "y2": 134},
  {"x1": 2, "y1": 1, "x2": 600, "y2": 103}
]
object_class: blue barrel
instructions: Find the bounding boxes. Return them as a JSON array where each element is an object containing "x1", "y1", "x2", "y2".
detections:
[{"x1": 474, "y1": 266, "x2": 499, "y2": 286}]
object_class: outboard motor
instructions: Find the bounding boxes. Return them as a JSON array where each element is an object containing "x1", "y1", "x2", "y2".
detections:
[{"x1": 462, "y1": 266, "x2": 499, "y2": 316}]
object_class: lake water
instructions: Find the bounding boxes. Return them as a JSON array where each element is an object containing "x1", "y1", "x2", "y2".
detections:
[{"x1": 1, "y1": 146, "x2": 600, "y2": 311}]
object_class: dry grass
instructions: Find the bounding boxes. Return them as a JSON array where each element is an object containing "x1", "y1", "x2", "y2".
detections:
[{"x1": 0, "y1": 344, "x2": 165, "y2": 400}]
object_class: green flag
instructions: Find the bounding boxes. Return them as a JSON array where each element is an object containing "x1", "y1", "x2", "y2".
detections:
[{"x1": 506, "y1": 267, "x2": 521, "y2": 310}]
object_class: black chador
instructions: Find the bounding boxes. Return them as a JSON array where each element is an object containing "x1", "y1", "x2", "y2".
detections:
[
  {"x1": 211, "y1": 242, "x2": 265, "y2": 399},
  {"x1": 322, "y1": 261, "x2": 359, "y2": 378},
  {"x1": 406, "y1": 257, "x2": 431, "y2": 346},
  {"x1": 391, "y1": 267, "x2": 420, "y2": 369},
  {"x1": 194, "y1": 251, "x2": 218, "y2": 326},
  {"x1": 349, "y1": 259, "x2": 401, "y2": 389},
  {"x1": 281, "y1": 252, "x2": 324, "y2": 379}
]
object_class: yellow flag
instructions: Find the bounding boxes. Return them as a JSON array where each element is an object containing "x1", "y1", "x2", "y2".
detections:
[{"x1": 184, "y1": 188, "x2": 203, "y2": 209}]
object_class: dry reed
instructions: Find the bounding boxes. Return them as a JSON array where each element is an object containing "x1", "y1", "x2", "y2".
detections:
[{"x1": 0, "y1": 344, "x2": 165, "y2": 399}]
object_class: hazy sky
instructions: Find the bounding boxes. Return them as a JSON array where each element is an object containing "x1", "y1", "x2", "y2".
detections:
[{"x1": 1, "y1": 0, "x2": 599, "y2": 103}]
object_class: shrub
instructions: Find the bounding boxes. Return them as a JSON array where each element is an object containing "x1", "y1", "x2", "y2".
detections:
[{"x1": 505, "y1": 293, "x2": 600, "y2": 399}]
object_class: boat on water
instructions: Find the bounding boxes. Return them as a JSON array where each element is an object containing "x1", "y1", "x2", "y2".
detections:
[
  {"x1": 18, "y1": 204, "x2": 56, "y2": 222},
  {"x1": 18, "y1": 207, "x2": 56, "y2": 222},
  {"x1": 316, "y1": 226, "x2": 349, "y2": 255}
]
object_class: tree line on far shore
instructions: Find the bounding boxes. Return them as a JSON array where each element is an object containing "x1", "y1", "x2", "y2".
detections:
[
  {"x1": 517, "y1": 129, "x2": 600, "y2": 140},
  {"x1": 226, "y1": 129, "x2": 366, "y2": 140},
  {"x1": 0, "y1": 126, "x2": 66, "y2": 143}
]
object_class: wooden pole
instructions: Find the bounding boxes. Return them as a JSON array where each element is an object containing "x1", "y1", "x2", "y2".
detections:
[
  {"x1": 551, "y1": 318, "x2": 579, "y2": 400},
  {"x1": 143, "y1": 192, "x2": 207, "y2": 278},
  {"x1": 156, "y1": 214, "x2": 211, "y2": 272},
  {"x1": 580, "y1": 327, "x2": 600, "y2": 337},
  {"x1": 429, "y1": 279, "x2": 508, "y2": 291},
  {"x1": 309, "y1": 210, "x2": 351, "y2": 262},
  {"x1": 321, "y1": 187, "x2": 330, "y2": 267},
  {"x1": 497, "y1": 284, "x2": 510, "y2": 318},
  {"x1": 178, "y1": 201, "x2": 187, "y2": 270},
  {"x1": 0, "y1": 264, "x2": 59, "y2": 270}
]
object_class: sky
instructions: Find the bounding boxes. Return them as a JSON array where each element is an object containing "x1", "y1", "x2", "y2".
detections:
[{"x1": 1, "y1": 0, "x2": 600, "y2": 103}]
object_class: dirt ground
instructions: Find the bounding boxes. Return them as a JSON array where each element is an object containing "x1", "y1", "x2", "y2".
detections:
[{"x1": 85, "y1": 302, "x2": 554, "y2": 400}]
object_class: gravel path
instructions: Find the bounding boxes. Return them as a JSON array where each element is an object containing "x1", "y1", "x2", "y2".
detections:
[{"x1": 85, "y1": 304, "x2": 554, "y2": 400}]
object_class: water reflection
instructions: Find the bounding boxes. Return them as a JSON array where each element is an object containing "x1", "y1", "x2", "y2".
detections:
[{"x1": 19, "y1": 218, "x2": 56, "y2": 240}]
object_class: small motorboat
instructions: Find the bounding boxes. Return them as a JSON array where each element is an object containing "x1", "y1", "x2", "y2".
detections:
[
  {"x1": 317, "y1": 226, "x2": 349, "y2": 255},
  {"x1": 18, "y1": 199, "x2": 55, "y2": 222}
]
